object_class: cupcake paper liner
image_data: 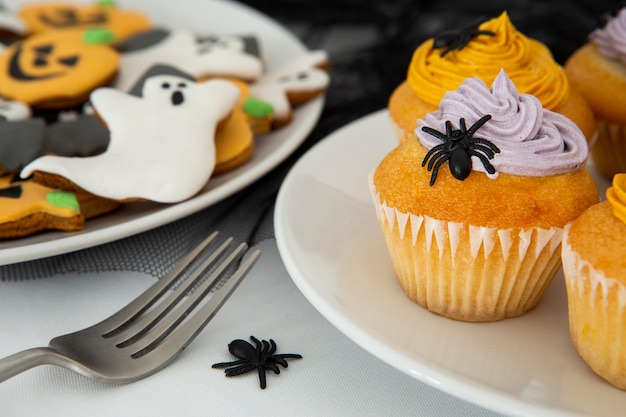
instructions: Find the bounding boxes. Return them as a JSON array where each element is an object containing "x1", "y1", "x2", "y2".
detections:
[
  {"x1": 562, "y1": 228, "x2": 626, "y2": 390},
  {"x1": 370, "y1": 177, "x2": 563, "y2": 322},
  {"x1": 590, "y1": 119, "x2": 626, "y2": 180}
]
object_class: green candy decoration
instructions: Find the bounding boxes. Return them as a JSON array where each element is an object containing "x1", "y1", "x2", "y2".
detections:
[
  {"x1": 83, "y1": 28, "x2": 117, "y2": 45},
  {"x1": 47, "y1": 191, "x2": 80, "y2": 213},
  {"x1": 243, "y1": 97, "x2": 274, "y2": 118},
  {"x1": 96, "y1": 0, "x2": 117, "y2": 7}
]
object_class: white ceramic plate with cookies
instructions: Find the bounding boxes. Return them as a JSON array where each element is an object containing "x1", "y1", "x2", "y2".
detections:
[
  {"x1": 275, "y1": 109, "x2": 621, "y2": 417},
  {"x1": 0, "y1": 0, "x2": 324, "y2": 265}
]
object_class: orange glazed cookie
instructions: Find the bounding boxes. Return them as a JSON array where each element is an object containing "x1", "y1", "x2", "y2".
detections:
[
  {"x1": 389, "y1": 12, "x2": 596, "y2": 144},
  {"x1": 0, "y1": 29, "x2": 119, "y2": 109},
  {"x1": 18, "y1": 1, "x2": 151, "y2": 42},
  {"x1": 562, "y1": 173, "x2": 626, "y2": 390},
  {"x1": 371, "y1": 70, "x2": 598, "y2": 322},
  {"x1": 0, "y1": 175, "x2": 83, "y2": 238}
]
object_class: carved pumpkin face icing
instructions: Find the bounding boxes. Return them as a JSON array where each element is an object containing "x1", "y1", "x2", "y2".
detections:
[
  {"x1": 0, "y1": 30, "x2": 120, "y2": 109},
  {"x1": 18, "y1": 2, "x2": 151, "y2": 42}
]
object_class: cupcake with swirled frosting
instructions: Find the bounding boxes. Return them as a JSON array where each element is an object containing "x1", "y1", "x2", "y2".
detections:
[
  {"x1": 371, "y1": 70, "x2": 599, "y2": 322},
  {"x1": 565, "y1": 6, "x2": 626, "y2": 179},
  {"x1": 562, "y1": 173, "x2": 626, "y2": 389},
  {"x1": 389, "y1": 12, "x2": 596, "y2": 145}
]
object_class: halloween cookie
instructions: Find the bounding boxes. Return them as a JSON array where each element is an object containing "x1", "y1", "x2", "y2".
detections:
[
  {"x1": 18, "y1": 1, "x2": 151, "y2": 42},
  {"x1": 22, "y1": 73, "x2": 240, "y2": 203},
  {"x1": 44, "y1": 107, "x2": 110, "y2": 157},
  {"x1": 0, "y1": 29, "x2": 120, "y2": 109},
  {"x1": 250, "y1": 50, "x2": 330, "y2": 128},
  {"x1": 114, "y1": 28, "x2": 263, "y2": 92},
  {"x1": 0, "y1": 175, "x2": 83, "y2": 238}
]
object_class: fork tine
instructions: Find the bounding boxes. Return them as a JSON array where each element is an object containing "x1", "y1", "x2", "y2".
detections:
[
  {"x1": 125, "y1": 244, "x2": 260, "y2": 358},
  {"x1": 141, "y1": 248, "x2": 261, "y2": 361},
  {"x1": 106, "y1": 237, "x2": 235, "y2": 344},
  {"x1": 98, "y1": 231, "x2": 221, "y2": 335}
]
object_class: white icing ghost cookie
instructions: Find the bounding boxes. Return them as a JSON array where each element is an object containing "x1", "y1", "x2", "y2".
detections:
[
  {"x1": 249, "y1": 50, "x2": 330, "y2": 128},
  {"x1": 21, "y1": 74, "x2": 240, "y2": 203},
  {"x1": 114, "y1": 28, "x2": 263, "y2": 92}
]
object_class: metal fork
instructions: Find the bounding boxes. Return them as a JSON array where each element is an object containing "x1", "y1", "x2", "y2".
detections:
[{"x1": 0, "y1": 231, "x2": 260, "y2": 384}]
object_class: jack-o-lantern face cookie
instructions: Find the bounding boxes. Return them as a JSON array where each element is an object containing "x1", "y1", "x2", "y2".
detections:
[
  {"x1": 0, "y1": 175, "x2": 83, "y2": 238},
  {"x1": 0, "y1": 29, "x2": 119, "y2": 108},
  {"x1": 18, "y1": 1, "x2": 151, "y2": 42}
]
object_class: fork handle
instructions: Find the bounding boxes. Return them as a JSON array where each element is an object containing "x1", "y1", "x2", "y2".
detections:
[{"x1": 0, "y1": 347, "x2": 62, "y2": 383}]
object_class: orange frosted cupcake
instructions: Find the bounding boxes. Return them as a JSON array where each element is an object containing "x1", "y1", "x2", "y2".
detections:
[
  {"x1": 562, "y1": 173, "x2": 626, "y2": 390},
  {"x1": 371, "y1": 70, "x2": 599, "y2": 322},
  {"x1": 565, "y1": 7, "x2": 626, "y2": 179},
  {"x1": 389, "y1": 12, "x2": 596, "y2": 144}
]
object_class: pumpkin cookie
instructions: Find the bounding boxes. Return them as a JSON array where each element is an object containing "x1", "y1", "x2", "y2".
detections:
[
  {"x1": 0, "y1": 29, "x2": 120, "y2": 109},
  {"x1": 18, "y1": 1, "x2": 151, "y2": 42},
  {"x1": 0, "y1": 175, "x2": 83, "y2": 238}
]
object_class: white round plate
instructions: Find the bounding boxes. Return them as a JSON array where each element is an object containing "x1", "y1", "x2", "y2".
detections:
[
  {"x1": 0, "y1": 0, "x2": 323, "y2": 265},
  {"x1": 274, "y1": 109, "x2": 622, "y2": 417}
]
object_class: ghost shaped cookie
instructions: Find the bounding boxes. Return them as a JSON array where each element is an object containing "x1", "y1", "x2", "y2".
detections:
[
  {"x1": 250, "y1": 50, "x2": 330, "y2": 128},
  {"x1": 114, "y1": 28, "x2": 263, "y2": 92},
  {"x1": 21, "y1": 74, "x2": 240, "y2": 203}
]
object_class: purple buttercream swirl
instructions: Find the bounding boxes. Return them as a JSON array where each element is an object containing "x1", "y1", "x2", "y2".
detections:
[
  {"x1": 590, "y1": 7, "x2": 626, "y2": 62},
  {"x1": 415, "y1": 69, "x2": 589, "y2": 178}
]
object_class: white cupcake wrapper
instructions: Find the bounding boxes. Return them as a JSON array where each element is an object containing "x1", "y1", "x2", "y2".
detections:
[
  {"x1": 562, "y1": 226, "x2": 626, "y2": 389},
  {"x1": 369, "y1": 175, "x2": 563, "y2": 263},
  {"x1": 369, "y1": 175, "x2": 564, "y2": 321}
]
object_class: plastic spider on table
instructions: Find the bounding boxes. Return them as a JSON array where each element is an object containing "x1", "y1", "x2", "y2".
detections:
[
  {"x1": 421, "y1": 114, "x2": 500, "y2": 186},
  {"x1": 212, "y1": 335, "x2": 302, "y2": 389},
  {"x1": 432, "y1": 17, "x2": 495, "y2": 57}
]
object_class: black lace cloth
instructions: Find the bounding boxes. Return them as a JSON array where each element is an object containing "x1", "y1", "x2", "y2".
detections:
[{"x1": 0, "y1": 0, "x2": 618, "y2": 279}]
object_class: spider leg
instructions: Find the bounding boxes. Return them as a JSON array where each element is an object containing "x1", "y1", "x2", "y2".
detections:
[
  {"x1": 422, "y1": 144, "x2": 445, "y2": 167},
  {"x1": 224, "y1": 363, "x2": 256, "y2": 376},
  {"x1": 466, "y1": 115, "x2": 492, "y2": 137},
  {"x1": 470, "y1": 138, "x2": 500, "y2": 154},
  {"x1": 429, "y1": 155, "x2": 449, "y2": 186},
  {"x1": 257, "y1": 366, "x2": 268, "y2": 389},
  {"x1": 212, "y1": 359, "x2": 247, "y2": 369},
  {"x1": 445, "y1": 120, "x2": 453, "y2": 137},
  {"x1": 267, "y1": 339, "x2": 277, "y2": 355},
  {"x1": 261, "y1": 339, "x2": 271, "y2": 355},
  {"x1": 272, "y1": 358, "x2": 289, "y2": 368},
  {"x1": 421, "y1": 126, "x2": 448, "y2": 141},
  {"x1": 264, "y1": 362, "x2": 281, "y2": 374},
  {"x1": 469, "y1": 150, "x2": 497, "y2": 174},
  {"x1": 459, "y1": 118, "x2": 467, "y2": 134},
  {"x1": 273, "y1": 353, "x2": 303, "y2": 360},
  {"x1": 469, "y1": 143, "x2": 498, "y2": 158},
  {"x1": 427, "y1": 151, "x2": 446, "y2": 171}
]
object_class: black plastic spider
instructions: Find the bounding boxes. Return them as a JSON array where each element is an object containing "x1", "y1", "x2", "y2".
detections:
[
  {"x1": 432, "y1": 18, "x2": 495, "y2": 57},
  {"x1": 212, "y1": 336, "x2": 302, "y2": 389},
  {"x1": 421, "y1": 114, "x2": 500, "y2": 186}
]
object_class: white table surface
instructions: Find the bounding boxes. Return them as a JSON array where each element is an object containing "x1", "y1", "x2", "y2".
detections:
[{"x1": 0, "y1": 238, "x2": 506, "y2": 416}]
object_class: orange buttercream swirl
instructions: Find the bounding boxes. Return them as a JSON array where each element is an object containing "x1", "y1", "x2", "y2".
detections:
[
  {"x1": 407, "y1": 12, "x2": 569, "y2": 109},
  {"x1": 606, "y1": 173, "x2": 626, "y2": 225}
]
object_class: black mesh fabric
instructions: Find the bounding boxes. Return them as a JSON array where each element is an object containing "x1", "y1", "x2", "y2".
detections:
[{"x1": 0, "y1": 0, "x2": 619, "y2": 280}]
